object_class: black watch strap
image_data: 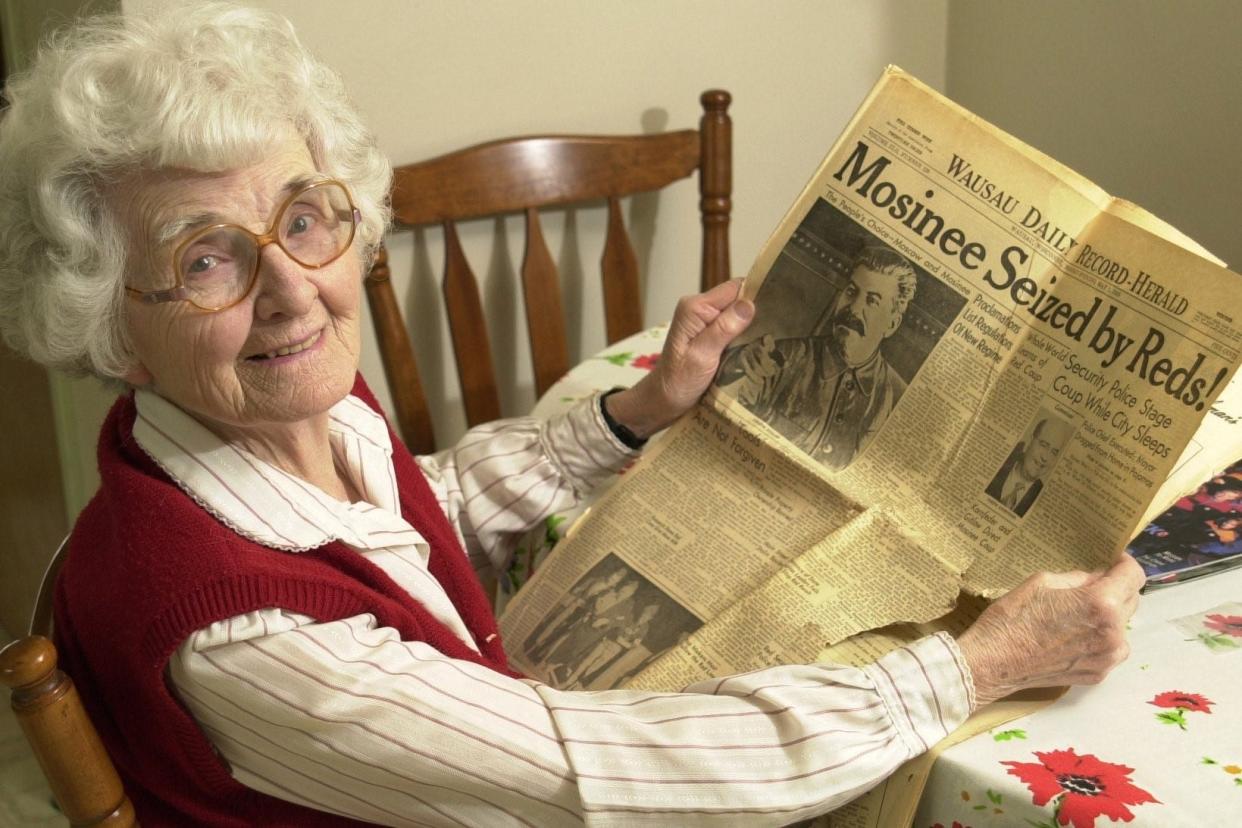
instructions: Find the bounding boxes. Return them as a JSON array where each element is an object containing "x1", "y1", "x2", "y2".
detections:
[{"x1": 599, "y1": 388, "x2": 648, "y2": 450}]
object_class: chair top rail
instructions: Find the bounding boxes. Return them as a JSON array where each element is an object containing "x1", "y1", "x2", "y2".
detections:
[{"x1": 391, "y1": 130, "x2": 701, "y2": 226}]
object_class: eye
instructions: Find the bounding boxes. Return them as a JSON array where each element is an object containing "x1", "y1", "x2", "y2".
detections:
[
  {"x1": 178, "y1": 230, "x2": 239, "y2": 281},
  {"x1": 187, "y1": 255, "x2": 218, "y2": 274},
  {"x1": 287, "y1": 212, "x2": 316, "y2": 235}
]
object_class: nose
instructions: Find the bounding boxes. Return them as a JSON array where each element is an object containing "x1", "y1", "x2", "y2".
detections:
[{"x1": 252, "y1": 241, "x2": 317, "y2": 321}]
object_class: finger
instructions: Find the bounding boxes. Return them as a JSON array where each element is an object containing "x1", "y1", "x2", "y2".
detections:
[
  {"x1": 1085, "y1": 582, "x2": 1141, "y2": 630},
  {"x1": 687, "y1": 296, "x2": 754, "y2": 357},
  {"x1": 1094, "y1": 566, "x2": 1144, "y2": 619},
  {"x1": 1082, "y1": 557, "x2": 1145, "y2": 610},
  {"x1": 674, "y1": 280, "x2": 744, "y2": 328},
  {"x1": 1038, "y1": 569, "x2": 1095, "y2": 590},
  {"x1": 698, "y1": 278, "x2": 744, "y2": 311},
  {"x1": 1105, "y1": 554, "x2": 1147, "y2": 592},
  {"x1": 669, "y1": 281, "x2": 745, "y2": 345}
]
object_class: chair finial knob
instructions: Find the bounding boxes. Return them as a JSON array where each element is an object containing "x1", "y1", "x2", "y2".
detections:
[
  {"x1": 701, "y1": 89, "x2": 732, "y2": 111},
  {"x1": 0, "y1": 635, "x2": 57, "y2": 690}
]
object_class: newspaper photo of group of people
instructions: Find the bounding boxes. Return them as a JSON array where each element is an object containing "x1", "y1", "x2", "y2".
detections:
[{"x1": 521, "y1": 555, "x2": 701, "y2": 689}]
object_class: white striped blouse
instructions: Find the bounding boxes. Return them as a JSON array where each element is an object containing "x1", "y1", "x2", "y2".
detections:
[{"x1": 138, "y1": 389, "x2": 975, "y2": 827}]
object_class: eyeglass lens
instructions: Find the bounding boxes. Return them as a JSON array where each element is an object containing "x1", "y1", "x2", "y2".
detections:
[{"x1": 177, "y1": 182, "x2": 355, "y2": 309}]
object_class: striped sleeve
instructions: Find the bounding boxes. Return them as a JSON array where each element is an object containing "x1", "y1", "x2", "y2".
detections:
[
  {"x1": 416, "y1": 394, "x2": 637, "y2": 574},
  {"x1": 169, "y1": 615, "x2": 973, "y2": 827}
]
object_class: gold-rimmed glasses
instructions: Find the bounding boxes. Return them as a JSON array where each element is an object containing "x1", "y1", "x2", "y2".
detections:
[{"x1": 125, "y1": 179, "x2": 361, "y2": 312}]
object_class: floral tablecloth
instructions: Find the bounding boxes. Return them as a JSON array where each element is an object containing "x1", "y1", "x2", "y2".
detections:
[
  {"x1": 915, "y1": 568, "x2": 1242, "y2": 828},
  {"x1": 498, "y1": 325, "x2": 668, "y2": 605}
]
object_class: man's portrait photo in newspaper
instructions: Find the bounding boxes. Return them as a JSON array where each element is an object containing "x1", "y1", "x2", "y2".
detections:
[
  {"x1": 717, "y1": 198, "x2": 966, "y2": 472},
  {"x1": 985, "y1": 408, "x2": 1075, "y2": 517}
]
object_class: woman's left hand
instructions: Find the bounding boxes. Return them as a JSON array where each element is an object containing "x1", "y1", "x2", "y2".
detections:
[{"x1": 603, "y1": 280, "x2": 754, "y2": 441}]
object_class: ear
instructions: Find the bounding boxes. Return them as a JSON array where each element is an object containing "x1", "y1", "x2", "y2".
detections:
[
  {"x1": 122, "y1": 361, "x2": 154, "y2": 387},
  {"x1": 883, "y1": 310, "x2": 903, "y2": 339}
]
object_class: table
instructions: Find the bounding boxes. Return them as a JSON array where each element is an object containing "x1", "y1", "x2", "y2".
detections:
[{"x1": 511, "y1": 328, "x2": 1242, "y2": 827}]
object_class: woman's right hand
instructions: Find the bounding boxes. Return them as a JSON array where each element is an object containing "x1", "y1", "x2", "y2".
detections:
[
  {"x1": 955, "y1": 555, "x2": 1144, "y2": 708},
  {"x1": 603, "y1": 279, "x2": 754, "y2": 440}
]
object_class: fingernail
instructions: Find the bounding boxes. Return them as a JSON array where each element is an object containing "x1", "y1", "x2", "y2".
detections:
[{"x1": 731, "y1": 300, "x2": 754, "y2": 321}]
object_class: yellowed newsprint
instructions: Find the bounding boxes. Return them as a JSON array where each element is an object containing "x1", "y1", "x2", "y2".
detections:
[{"x1": 499, "y1": 67, "x2": 1242, "y2": 825}]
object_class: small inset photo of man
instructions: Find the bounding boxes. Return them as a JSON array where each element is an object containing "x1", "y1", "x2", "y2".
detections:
[{"x1": 986, "y1": 409, "x2": 1075, "y2": 517}]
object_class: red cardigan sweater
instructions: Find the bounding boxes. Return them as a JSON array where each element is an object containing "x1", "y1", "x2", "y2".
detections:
[{"x1": 54, "y1": 376, "x2": 514, "y2": 826}]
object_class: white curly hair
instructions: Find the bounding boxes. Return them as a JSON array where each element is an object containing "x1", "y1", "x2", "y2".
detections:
[{"x1": 0, "y1": 2, "x2": 392, "y2": 380}]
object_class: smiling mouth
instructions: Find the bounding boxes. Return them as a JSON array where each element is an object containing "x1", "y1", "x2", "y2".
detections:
[{"x1": 247, "y1": 330, "x2": 323, "y2": 361}]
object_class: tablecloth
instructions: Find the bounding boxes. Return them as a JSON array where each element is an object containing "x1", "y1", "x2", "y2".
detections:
[{"x1": 914, "y1": 569, "x2": 1242, "y2": 828}]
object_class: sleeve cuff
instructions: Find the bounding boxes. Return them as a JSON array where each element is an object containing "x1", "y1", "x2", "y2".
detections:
[
  {"x1": 540, "y1": 393, "x2": 640, "y2": 494},
  {"x1": 863, "y1": 632, "x2": 975, "y2": 758}
]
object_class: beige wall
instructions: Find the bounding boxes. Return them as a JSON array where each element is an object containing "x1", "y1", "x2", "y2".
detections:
[{"x1": 946, "y1": 0, "x2": 1242, "y2": 269}]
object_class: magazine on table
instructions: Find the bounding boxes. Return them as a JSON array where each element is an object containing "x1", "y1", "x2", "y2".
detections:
[{"x1": 1129, "y1": 455, "x2": 1242, "y2": 590}]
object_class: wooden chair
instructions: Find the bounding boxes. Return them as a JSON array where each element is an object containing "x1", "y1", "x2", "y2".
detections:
[
  {"x1": 367, "y1": 89, "x2": 732, "y2": 453},
  {"x1": 0, "y1": 540, "x2": 137, "y2": 827}
]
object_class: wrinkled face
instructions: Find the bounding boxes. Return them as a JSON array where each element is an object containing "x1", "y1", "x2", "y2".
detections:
[
  {"x1": 121, "y1": 139, "x2": 363, "y2": 436},
  {"x1": 1021, "y1": 419, "x2": 1073, "y2": 479},
  {"x1": 831, "y1": 264, "x2": 903, "y2": 366}
]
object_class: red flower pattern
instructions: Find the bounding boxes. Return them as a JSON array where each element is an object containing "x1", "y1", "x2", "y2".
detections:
[
  {"x1": 1204, "y1": 613, "x2": 1242, "y2": 637},
  {"x1": 930, "y1": 822, "x2": 971, "y2": 828},
  {"x1": 1149, "y1": 691, "x2": 1214, "y2": 713},
  {"x1": 630, "y1": 353, "x2": 660, "y2": 370},
  {"x1": 1003, "y1": 749, "x2": 1158, "y2": 828}
]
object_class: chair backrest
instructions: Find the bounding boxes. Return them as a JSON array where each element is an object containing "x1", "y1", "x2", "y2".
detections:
[
  {"x1": 367, "y1": 89, "x2": 732, "y2": 453},
  {"x1": 1, "y1": 539, "x2": 138, "y2": 827}
]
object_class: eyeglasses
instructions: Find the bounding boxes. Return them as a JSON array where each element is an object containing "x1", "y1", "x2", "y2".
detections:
[{"x1": 125, "y1": 180, "x2": 361, "y2": 312}]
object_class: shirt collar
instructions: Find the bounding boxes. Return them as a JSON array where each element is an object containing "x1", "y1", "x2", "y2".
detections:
[
  {"x1": 825, "y1": 338, "x2": 884, "y2": 400},
  {"x1": 132, "y1": 389, "x2": 422, "y2": 554}
]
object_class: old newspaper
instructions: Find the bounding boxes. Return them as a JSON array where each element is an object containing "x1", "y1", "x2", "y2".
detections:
[{"x1": 499, "y1": 68, "x2": 1242, "y2": 824}]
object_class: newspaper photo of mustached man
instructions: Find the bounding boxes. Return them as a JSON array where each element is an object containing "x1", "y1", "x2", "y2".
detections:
[{"x1": 718, "y1": 199, "x2": 965, "y2": 472}]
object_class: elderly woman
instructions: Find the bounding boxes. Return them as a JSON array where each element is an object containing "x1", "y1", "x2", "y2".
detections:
[{"x1": 0, "y1": 4, "x2": 1143, "y2": 826}]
